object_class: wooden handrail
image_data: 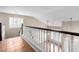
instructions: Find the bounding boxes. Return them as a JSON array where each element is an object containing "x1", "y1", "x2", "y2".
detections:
[{"x1": 23, "y1": 25, "x2": 79, "y2": 36}]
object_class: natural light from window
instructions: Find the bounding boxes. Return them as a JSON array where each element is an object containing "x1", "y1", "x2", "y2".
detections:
[{"x1": 9, "y1": 17, "x2": 23, "y2": 28}]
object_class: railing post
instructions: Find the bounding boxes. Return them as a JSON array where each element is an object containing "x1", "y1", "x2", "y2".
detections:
[
  {"x1": 44, "y1": 30, "x2": 47, "y2": 52},
  {"x1": 46, "y1": 30, "x2": 48, "y2": 52},
  {"x1": 53, "y1": 32, "x2": 55, "y2": 52},
  {"x1": 39, "y1": 30, "x2": 41, "y2": 47},
  {"x1": 49, "y1": 31, "x2": 51, "y2": 52},
  {"x1": 21, "y1": 24, "x2": 23, "y2": 34},
  {"x1": 41, "y1": 30, "x2": 43, "y2": 51},
  {"x1": 43, "y1": 30, "x2": 46, "y2": 52},
  {"x1": 61, "y1": 33, "x2": 65, "y2": 52},
  {"x1": 58, "y1": 33, "x2": 60, "y2": 52},
  {"x1": 70, "y1": 35, "x2": 74, "y2": 52}
]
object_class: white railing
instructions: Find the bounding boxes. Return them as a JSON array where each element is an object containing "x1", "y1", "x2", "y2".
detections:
[{"x1": 21, "y1": 25, "x2": 79, "y2": 52}]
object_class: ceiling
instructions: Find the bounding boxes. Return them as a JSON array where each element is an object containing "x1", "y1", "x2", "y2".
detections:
[{"x1": 0, "y1": 6, "x2": 79, "y2": 26}]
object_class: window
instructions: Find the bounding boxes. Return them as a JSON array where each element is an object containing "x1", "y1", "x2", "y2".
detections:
[{"x1": 9, "y1": 17, "x2": 23, "y2": 28}]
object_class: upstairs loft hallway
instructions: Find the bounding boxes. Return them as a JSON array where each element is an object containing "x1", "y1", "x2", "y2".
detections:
[
  {"x1": 0, "y1": 24, "x2": 79, "y2": 52},
  {"x1": 0, "y1": 6, "x2": 79, "y2": 52}
]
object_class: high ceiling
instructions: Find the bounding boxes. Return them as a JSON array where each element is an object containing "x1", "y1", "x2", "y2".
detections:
[{"x1": 0, "y1": 6, "x2": 79, "y2": 26}]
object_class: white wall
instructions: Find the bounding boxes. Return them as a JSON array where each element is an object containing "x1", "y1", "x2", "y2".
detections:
[
  {"x1": 62, "y1": 21, "x2": 79, "y2": 33},
  {"x1": 62, "y1": 21, "x2": 79, "y2": 52},
  {"x1": 23, "y1": 16, "x2": 47, "y2": 28},
  {"x1": 0, "y1": 12, "x2": 47, "y2": 39},
  {"x1": 0, "y1": 13, "x2": 25, "y2": 38}
]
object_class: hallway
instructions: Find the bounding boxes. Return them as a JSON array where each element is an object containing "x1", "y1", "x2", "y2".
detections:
[{"x1": 0, "y1": 37, "x2": 35, "y2": 52}]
